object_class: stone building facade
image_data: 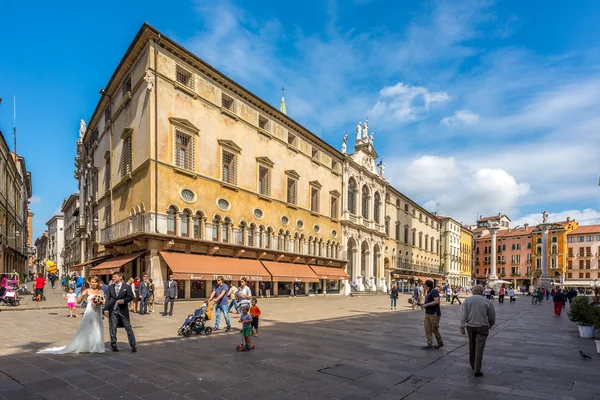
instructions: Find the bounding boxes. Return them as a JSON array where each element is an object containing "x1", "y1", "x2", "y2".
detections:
[
  {"x1": 565, "y1": 225, "x2": 599, "y2": 287},
  {"x1": 460, "y1": 225, "x2": 473, "y2": 287},
  {"x1": 45, "y1": 215, "x2": 64, "y2": 275},
  {"x1": 439, "y1": 216, "x2": 461, "y2": 286},
  {"x1": 61, "y1": 193, "x2": 81, "y2": 272}
]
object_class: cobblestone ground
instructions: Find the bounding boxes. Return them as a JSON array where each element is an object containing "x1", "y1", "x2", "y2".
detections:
[{"x1": 1, "y1": 285, "x2": 599, "y2": 399}]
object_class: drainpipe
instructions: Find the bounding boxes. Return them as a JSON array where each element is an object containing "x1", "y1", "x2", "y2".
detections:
[{"x1": 154, "y1": 35, "x2": 161, "y2": 233}]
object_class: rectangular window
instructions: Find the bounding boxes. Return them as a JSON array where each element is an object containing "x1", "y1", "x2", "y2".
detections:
[
  {"x1": 92, "y1": 171, "x2": 98, "y2": 201},
  {"x1": 221, "y1": 93, "x2": 236, "y2": 113},
  {"x1": 258, "y1": 115, "x2": 270, "y2": 131},
  {"x1": 122, "y1": 75, "x2": 132, "y2": 96},
  {"x1": 587, "y1": 235, "x2": 594, "y2": 242},
  {"x1": 586, "y1": 246, "x2": 592, "y2": 256},
  {"x1": 287, "y1": 132, "x2": 298, "y2": 147},
  {"x1": 310, "y1": 187, "x2": 320, "y2": 213},
  {"x1": 121, "y1": 136, "x2": 132, "y2": 177},
  {"x1": 586, "y1": 260, "x2": 591, "y2": 269},
  {"x1": 578, "y1": 236, "x2": 584, "y2": 242},
  {"x1": 174, "y1": 130, "x2": 194, "y2": 171},
  {"x1": 579, "y1": 272, "x2": 584, "y2": 278},
  {"x1": 586, "y1": 272, "x2": 591, "y2": 278},
  {"x1": 395, "y1": 224, "x2": 400, "y2": 241},
  {"x1": 404, "y1": 204, "x2": 409, "y2": 212},
  {"x1": 527, "y1": 243, "x2": 532, "y2": 249},
  {"x1": 104, "y1": 158, "x2": 111, "y2": 193},
  {"x1": 311, "y1": 147, "x2": 319, "y2": 159},
  {"x1": 597, "y1": 235, "x2": 600, "y2": 241},
  {"x1": 330, "y1": 196, "x2": 338, "y2": 219},
  {"x1": 567, "y1": 273, "x2": 572, "y2": 278},
  {"x1": 568, "y1": 260, "x2": 572, "y2": 268},
  {"x1": 287, "y1": 178, "x2": 297, "y2": 204},
  {"x1": 404, "y1": 227, "x2": 409, "y2": 244},
  {"x1": 568, "y1": 237, "x2": 575, "y2": 243},
  {"x1": 568, "y1": 247, "x2": 573, "y2": 257},
  {"x1": 105, "y1": 204, "x2": 111, "y2": 228},
  {"x1": 176, "y1": 65, "x2": 194, "y2": 89},
  {"x1": 579, "y1": 260, "x2": 584, "y2": 268},
  {"x1": 222, "y1": 150, "x2": 237, "y2": 185},
  {"x1": 331, "y1": 160, "x2": 339, "y2": 172},
  {"x1": 258, "y1": 165, "x2": 271, "y2": 196}
]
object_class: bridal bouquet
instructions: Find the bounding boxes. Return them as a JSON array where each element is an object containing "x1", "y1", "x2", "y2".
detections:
[{"x1": 92, "y1": 293, "x2": 106, "y2": 306}]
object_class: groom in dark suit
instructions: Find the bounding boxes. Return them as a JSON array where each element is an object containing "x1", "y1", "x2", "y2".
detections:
[{"x1": 104, "y1": 272, "x2": 137, "y2": 352}]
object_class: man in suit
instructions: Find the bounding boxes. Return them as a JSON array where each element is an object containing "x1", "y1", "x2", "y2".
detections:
[
  {"x1": 138, "y1": 274, "x2": 150, "y2": 315},
  {"x1": 104, "y1": 272, "x2": 137, "y2": 352},
  {"x1": 163, "y1": 274, "x2": 178, "y2": 316}
]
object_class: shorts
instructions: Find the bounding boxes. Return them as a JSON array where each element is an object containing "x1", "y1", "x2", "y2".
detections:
[
  {"x1": 241, "y1": 327, "x2": 252, "y2": 337},
  {"x1": 35, "y1": 288, "x2": 43, "y2": 295},
  {"x1": 67, "y1": 302, "x2": 76, "y2": 308},
  {"x1": 251, "y1": 317, "x2": 259, "y2": 329}
]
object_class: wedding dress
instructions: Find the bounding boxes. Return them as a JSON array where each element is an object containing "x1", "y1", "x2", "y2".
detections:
[{"x1": 38, "y1": 294, "x2": 105, "y2": 354}]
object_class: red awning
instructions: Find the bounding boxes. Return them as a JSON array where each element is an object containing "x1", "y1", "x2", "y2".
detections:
[
  {"x1": 309, "y1": 265, "x2": 349, "y2": 280},
  {"x1": 260, "y1": 261, "x2": 319, "y2": 283},
  {"x1": 89, "y1": 252, "x2": 144, "y2": 275},
  {"x1": 159, "y1": 252, "x2": 271, "y2": 281}
]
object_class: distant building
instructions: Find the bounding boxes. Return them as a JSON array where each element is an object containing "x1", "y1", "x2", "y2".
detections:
[
  {"x1": 566, "y1": 224, "x2": 600, "y2": 287},
  {"x1": 531, "y1": 218, "x2": 578, "y2": 286},
  {"x1": 460, "y1": 225, "x2": 473, "y2": 287},
  {"x1": 33, "y1": 231, "x2": 48, "y2": 274},
  {"x1": 61, "y1": 193, "x2": 81, "y2": 272},
  {"x1": 46, "y1": 215, "x2": 65, "y2": 275},
  {"x1": 438, "y1": 216, "x2": 462, "y2": 286}
]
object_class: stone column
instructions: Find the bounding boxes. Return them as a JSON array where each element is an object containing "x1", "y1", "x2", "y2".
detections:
[
  {"x1": 489, "y1": 226, "x2": 499, "y2": 284},
  {"x1": 539, "y1": 225, "x2": 551, "y2": 289}
]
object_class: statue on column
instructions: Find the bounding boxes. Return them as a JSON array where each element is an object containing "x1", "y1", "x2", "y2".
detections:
[
  {"x1": 79, "y1": 119, "x2": 87, "y2": 140},
  {"x1": 341, "y1": 134, "x2": 348, "y2": 154},
  {"x1": 362, "y1": 119, "x2": 369, "y2": 141},
  {"x1": 377, "y1": 160, "x2": 385, "y2": 178},
  {"x1": 369, "y1": 132, "x2": 374, "y2": 145},
  {"x1": 542, "y1": 210, "x2": 548, "y2": 224},
  {"x1": 355, "y1": 122, "x2": 362, "y2": 142}
]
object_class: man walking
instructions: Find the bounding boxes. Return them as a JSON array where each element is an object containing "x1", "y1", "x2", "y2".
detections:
[
  {"x1": 421, "y1": 280, "x2": 444, "y2": 350},
  {"x1": 162, "y1": 274, "x2": 178, "y2": 316},
  {"x1": 208, "y1": 276, "x2": 231, "y2": 332},
  {"x1": 75, "y1": 273, "x2": 85, "y2": 296},
  {"x1": 553, "y1": 288, "x2": 566, "y2": 317},
  {"x1": 459, "y1": 285, "x2": 495, "y2": 377},
  {"x1": 138, "y1": 275, "x2": 150, "y2": 315}
]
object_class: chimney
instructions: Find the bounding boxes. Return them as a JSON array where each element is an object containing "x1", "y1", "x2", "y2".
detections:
[
  {"x1": 480, "y1": 215, "x2": 483, "y2": 220},
  {"x1": 498, "y1": 213, "x2": 501, "y2": 216},
  {"x1": 524, "y1": 223, "x2": 529, "y2": 229},
  {"x1": 566, "y1": 217, "x2": 570, "y2": 223}
]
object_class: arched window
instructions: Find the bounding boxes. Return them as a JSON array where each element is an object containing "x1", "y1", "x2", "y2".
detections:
[
  {"x1": 212, "y1": 216, "x2": 220, "y2": 241},
  {"x1": 266, "y1": 227, "x2": 273, "y2": 249},
  {"x1": 248, "y1": 223, "x2": 256, "y2": 247},
  {"x1": 181, "y1": 210, "x2": 190, "y2": 237},
  {"x1": 167, "y1": 206, "x2": 177, "y2": 235},
  {"x1": 259, "y1": 225, "x2": 265, "y2": 248},
  {"x1": 418, "y1": 232, "x2": 423, "y2": 248},
  {"x1": 222, "y1": 217, "x2": 231, "y2": 243},
  {"x1": 361, "y1": 185, "x2": 370, "y2": 219},
  {"x1": 348, "y1": 178, "x2": 357, "y2": 215},
  {"x1": 425, "y1": 234, "x2": 429, "y2": 251},
  {"x1": 374, "y1": 192, "x2": 381, "y2": 223},
  {"x1": 193, "y1": 211, "x2": 203, "y2": 239}
]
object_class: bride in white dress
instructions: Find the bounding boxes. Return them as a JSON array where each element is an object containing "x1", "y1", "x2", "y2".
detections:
[{"x1": 38, "y1": 276, "x2": 106, "y2": 354}]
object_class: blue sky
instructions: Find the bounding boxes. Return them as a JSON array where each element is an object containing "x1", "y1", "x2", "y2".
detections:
[{"x1": 1, "y1": 0, "x2": 599, "y2": 239}]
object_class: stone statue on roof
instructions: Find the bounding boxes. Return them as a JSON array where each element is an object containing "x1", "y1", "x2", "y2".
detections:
[
  {"x1": 79, "y1": 120, "x2": 87, "y2": 140},
  {"x1": 356, "y1": 122, "x2": 362, "y2": 142},
  {"x1": 542, "y1": 210, "x2": 549, "y2": 224},
  {"x1": 341, "y1": 134, "x2": 348, "y2": 154},
  {"x1": 362, "y1": 119, "x2": 369, "y2": 141},
  {"x1": 369, "y1": 132, "x2": 374, "y2": 145}
]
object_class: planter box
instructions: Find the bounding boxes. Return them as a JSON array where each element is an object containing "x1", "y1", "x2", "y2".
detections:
[{"x1": 578, "y1": 325, "x2": 595, "y2": 339}]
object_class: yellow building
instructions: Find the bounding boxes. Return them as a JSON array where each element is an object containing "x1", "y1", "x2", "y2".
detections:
[
  {"x1": 531, "y1": 218, "x2": 579, "y2": 285},
  {"x1": 74, "y1": 23, "x2": 346, "y2": 298},
  {"x1": 460, "y1": 226, "x2": 473, "y2": 287}
]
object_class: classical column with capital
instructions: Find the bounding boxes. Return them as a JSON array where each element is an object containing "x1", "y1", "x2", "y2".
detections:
[
  {"x1": 539, "y1": 224, "x2": 551, "y2": 289},
  {"x1": 489, "y1": 225, "x2": 499, "y2": 283}
]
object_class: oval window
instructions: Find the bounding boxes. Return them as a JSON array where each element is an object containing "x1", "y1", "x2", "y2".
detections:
[
  {"x1": 331, "y1": 229, "x2": 337, "y2": 238},
  {"x1": 281, "y1": 216, "x2": 289, "y2": 226},
  {"x1": 314, "y1": 225, "x2": 320, "y2": 233},
  {"x1": 253, "y1": 209, "x2": 264, "y2": 219},
  {"x1": 181, "y1": 189, "x2": 195, "y2": 202},
  {"x1": 217, "y1": 198, "x2": 230, "y2": 211},
  {"x1": 296, "y1": 220, "x2": 304, "y2": 229}
]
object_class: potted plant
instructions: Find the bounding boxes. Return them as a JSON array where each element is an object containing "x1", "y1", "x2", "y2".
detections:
[{"x1": 568, "y1": 296, "x2": 595, "y2": 338}]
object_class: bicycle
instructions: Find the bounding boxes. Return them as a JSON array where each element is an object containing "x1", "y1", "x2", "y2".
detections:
[{"x1": 531, "y1": 295, "x2": 542, "y2": 305}]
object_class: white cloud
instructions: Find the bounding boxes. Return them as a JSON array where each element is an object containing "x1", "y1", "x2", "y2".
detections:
[
  {"x1": 512, "y1": 209, "x2": 600, "y2": 227},
  {"x1": 440, "y1": 109, "x2": 479, "y2": 126},
  {"x1": 369, "y1": 82, "x2": 450, "y2": 123},
  {"x1": 29, "y1": 195, "x2": 41, "y2": 205},
  {"x1": 389, "y1": 156, "x2": 530, "y2": 224}
]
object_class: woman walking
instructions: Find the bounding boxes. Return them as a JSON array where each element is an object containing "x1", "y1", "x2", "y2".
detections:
[{"x1": 390, "y1": 283, "x2": 399, "y2": 309}]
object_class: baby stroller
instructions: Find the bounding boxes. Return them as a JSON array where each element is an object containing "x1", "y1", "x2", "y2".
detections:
[{"x1": 178, "y1": 301, "x2": 213, "y2": 337}]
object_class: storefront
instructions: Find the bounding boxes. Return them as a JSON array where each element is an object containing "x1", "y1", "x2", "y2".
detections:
[
  {"x1": 159, "y1": 252, "x2": 272, "y2": 299},
  {"x1": 309, "y1": 265, "x2": 349, "y2": 295},
  {"x1": 260, "y1": 261, "x2": 319, "y2": 296}
]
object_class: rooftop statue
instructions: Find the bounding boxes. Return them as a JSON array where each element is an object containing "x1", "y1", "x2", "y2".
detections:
[{"x1": 79, "y1": 120, "x2": 87, "y2": 140}]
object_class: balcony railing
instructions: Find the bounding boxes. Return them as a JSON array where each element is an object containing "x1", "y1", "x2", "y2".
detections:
[
  {"x1": 100, "y1": 213, "x2": 345, "y2": 260},
  {"x1": 395, "y1": 260, "x2": 442, "y2": 275}
]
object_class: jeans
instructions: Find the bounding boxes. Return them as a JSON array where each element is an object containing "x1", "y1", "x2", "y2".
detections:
[
  {"x1": 390, "y1": 297, "x2": 397, "y2": 308},
  {"x1": 228, "y1": 299, "x2": 239, "y2": 313},
  {"x1": 75, "y1": 286, "x2": 82, "y2": 296},
  {"x1": 214, "y1": 302, "x2": 231, "y2": 329}
]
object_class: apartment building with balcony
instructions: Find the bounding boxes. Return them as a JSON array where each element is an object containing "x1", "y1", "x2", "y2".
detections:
[
  {"x1": 566, "y1": 225, "x2": 600, "y2": 286},
  {"x1": 74, "y1": 23, "x2": 348, "y2": 299}
]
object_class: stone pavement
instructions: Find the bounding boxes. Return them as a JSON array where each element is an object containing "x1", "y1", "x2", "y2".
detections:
[{"x1": 1, "y1": 292, "x2": 599, "y2": 400}]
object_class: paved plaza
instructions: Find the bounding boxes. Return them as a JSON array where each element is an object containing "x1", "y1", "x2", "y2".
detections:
[{"x1": 1, "y1": 289, "x2": 600, "y2": 400}]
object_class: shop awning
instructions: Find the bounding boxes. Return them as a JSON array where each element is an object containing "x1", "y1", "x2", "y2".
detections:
[
  {"x1": 90, "y1": 252, "x2": 144, "y2": 275},
  {"x1": 309, "y1": 265, "x2": 349, "y2": 280},
  {"x1": 159, "y1": 252, "x2": 271, "y2": 281},
  {"x1": 70, "y1": 255, "x2": 111, "y2": 271},
  {"x1": 260, "y1": 261, "x2": 319, "y2": 283}
]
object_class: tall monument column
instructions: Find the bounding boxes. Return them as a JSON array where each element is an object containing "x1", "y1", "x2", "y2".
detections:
[
  {"x1": 488, "y1": 223, "x2": 500, "y2": 284},
  {"x1": 539, "y1": 211, "x2": 551, "y2": 289}
]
